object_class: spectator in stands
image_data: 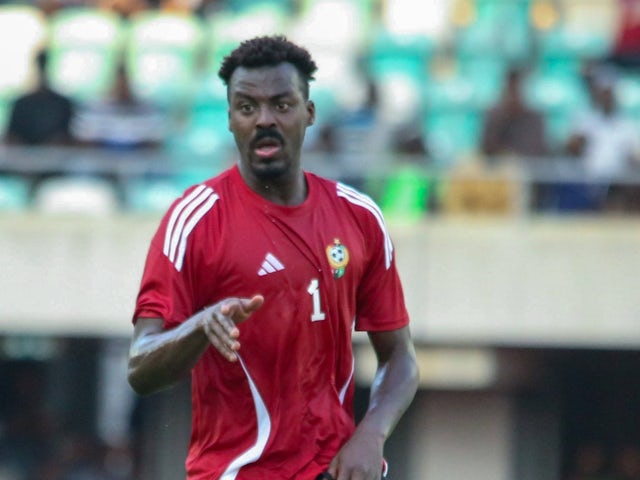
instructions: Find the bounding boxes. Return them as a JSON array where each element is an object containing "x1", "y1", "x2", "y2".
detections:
[
  {"x1": 564, "y1": 68, "x2": 640, "y2": 212},
  {"x1": 479, "y1": 67, "x2": 550, "y2": 210},
  {"x1": 480, "y1": 67, "x2": 549, "y2": 159},
  {"x1": 4, "y1": 50, "x2": 75, "y2": 146},
  {"x1": 609, "y1": 0, "x2": 640, "y2": 70},
  {"x1": 391, "y1": 122, "x2": 428, "y2": 158},
  {"x1": 71, "y1": 62, "x2": 169, "y2": 151},
  {"x1": 307, "y1": 77, "x2": 389, "y2": 190}
]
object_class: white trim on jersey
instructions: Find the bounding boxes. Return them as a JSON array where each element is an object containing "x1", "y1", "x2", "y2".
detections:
[
  {"x1": 221, "y1": 354, "x2": 272, "y2": 480},
  {"x1": 162, "y1": 184, "x2": 219, "y2": 272},
  {"x1": 336, "y1": 183, "x2": 393, "y2": 269},
  {"x1": 339, "y1": 358, "x2": 355, "y2": 405}
]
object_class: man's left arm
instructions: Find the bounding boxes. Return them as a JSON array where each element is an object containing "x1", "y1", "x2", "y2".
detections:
[{"x1": 328, "y1": 326, "x2": 419, "y2": 479}]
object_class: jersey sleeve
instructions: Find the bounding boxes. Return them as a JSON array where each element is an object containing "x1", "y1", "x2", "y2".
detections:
[
  {"x1": 132, "y1": 184, "x2": 219, "y2": 330},
  {"x1": 133, "y1": 240, "x2": 194, "y2": 329},
  {"x1": 352, "y1": 198, "x2": 410, "y2": 332}
]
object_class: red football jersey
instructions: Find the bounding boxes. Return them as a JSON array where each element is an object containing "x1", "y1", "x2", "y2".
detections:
[{"x1": 133, "y1": 165, "x2": 409, "y2": 479}]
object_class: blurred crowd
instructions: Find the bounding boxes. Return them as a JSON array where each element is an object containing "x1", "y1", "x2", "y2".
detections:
[
  {"x1": 1, "y1": 0, "x2": 640, "y2": 218},
  {"x1": 566, "y1": 442, "x2": 640, "y2": 480},
  {"x1": 0, "y1": 358, "x2": 136, "y2": 480}
]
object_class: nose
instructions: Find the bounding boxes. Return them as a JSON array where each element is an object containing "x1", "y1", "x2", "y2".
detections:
[{"x1": 256, "y1": 105, "x2": 276, "y2": 128}]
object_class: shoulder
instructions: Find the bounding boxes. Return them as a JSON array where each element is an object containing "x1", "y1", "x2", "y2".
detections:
[
  {"x1": 159, "y1": 170, "x2": 234, "y2": 241},
  {"x1": 163, "y1": 171, "x2": 233, "y2": 224},
  {"x1": 333, "y1": 180, "x2": 386, "y2": 223},
  {"x1": 155, "y1": 172, "x2": 233, "y2": 271},
  {"x1": 316, "y1": 176, "x2": 394, "y2": 267}
]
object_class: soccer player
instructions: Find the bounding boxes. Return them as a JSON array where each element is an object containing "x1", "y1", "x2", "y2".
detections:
[{"x1": 127, "y1": 35, "x2": 419, "y2": 480}]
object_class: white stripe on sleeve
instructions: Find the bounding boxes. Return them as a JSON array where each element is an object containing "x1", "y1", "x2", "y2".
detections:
[{"x1": 337, "y1": 183, "x2": 393, "y2": 269}]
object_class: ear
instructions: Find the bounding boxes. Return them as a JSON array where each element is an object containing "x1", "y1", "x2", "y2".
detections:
[
  {"x1": 227, "y1": 108, "x2": 232, "y2": 131},
  {"x1": 306, "y1": 100, "x2": 315, "y2": 127}
]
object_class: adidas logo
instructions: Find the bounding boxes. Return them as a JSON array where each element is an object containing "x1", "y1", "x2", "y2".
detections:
[{"x1": 258, "y1": 253, "x2": 285, "y2": 276}]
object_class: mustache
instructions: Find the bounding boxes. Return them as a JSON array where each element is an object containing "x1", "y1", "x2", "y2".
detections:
[{"x1": 251, "y1": 128, "x2": 285, "y2": 147}]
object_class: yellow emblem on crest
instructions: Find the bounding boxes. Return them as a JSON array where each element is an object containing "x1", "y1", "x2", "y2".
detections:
[{"x1": 326, "y1": 238, "x2": 349, "y2": 279}]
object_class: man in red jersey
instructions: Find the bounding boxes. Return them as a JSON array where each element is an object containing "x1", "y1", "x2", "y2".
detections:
[{"x1": 127, "y1": 35, "x2": 419, "y2": 480}]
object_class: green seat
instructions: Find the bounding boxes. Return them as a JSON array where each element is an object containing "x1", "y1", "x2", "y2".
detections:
[
  {"x1": 455, "y1": 0, "x2": 532, "y2": 62},
  {"x1": 48, "y1": 7, "x2": 124, "y2": 102},
  {"x1": 616, "y1": 74, "x2": 640, "y2": 117},
  {"x1": 544, "y1": 110, "x2": 575, "y2": 151},
  {"x1": 225, "y1": 0, "x2": 293, "y2": 14},
  {"x1": 166, "y1": 106, "x2": 232, "y2": 156},
  {"x1": 0, "y1": 100, "x2": 10, "y2": 137},
  {"x1": 380, "y1": 165, "x2": 431, "y2": 225},
  {"x1": 536, "y1": 16, "x2": 615, "y2": 63},
  {"x1": 524, "y1": 69, "x2": 589, "y2": 114},
  {"x1": 124, "y1": 179, "x2": 184, "y2": 212},
  {"x1": 205, "y1": 3, "x2": 288, "y2": 71},
  {"x1": 0, "y1": 176, "x2": 30, "y2": 211},
  {"x1": 127, "y1": 11, "x2": 204, "y2": 108},
  {"x1": 424, "y1": 75, "x2": 476, "y2": 112},
  {"x1": 423, "y1": 110, "x2": 482, "y2": 167},
  {"x1": 368, "y1": 30, "x2": 432, "y2": 83},
  {"x1": 456, "y1": 57, "x2": 508, "y2": 109}
]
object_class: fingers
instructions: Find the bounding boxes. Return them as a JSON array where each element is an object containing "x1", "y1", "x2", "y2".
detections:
[
  {"x1": 220, "y1": 295, "x2": 264, "y2": 323},
  {"x1": 202, "y1": 295, "x2": 264, "y2": 362},
  {"x1": 202, "y1": 311, "x2": 241, "y2": 362}
]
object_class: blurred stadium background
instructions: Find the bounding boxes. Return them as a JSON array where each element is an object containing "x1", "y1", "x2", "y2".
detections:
[{"x1": 1, "y1": 0, "x2": 640, "y2": 479}]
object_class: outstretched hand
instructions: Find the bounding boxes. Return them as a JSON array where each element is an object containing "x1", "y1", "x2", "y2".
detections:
[{"x1": 200, "y1": 295, "x2": 264, "y2": 361}]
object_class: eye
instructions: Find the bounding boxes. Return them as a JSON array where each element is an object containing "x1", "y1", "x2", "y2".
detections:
[
  {"x1": 239, "y1": 103, "x2": 255, "y2": 114},
  {"x1": 275, "y1": 101, "x2": 290, "y2": 112}
]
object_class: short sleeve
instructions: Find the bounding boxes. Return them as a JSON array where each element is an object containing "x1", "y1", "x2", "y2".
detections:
[
  {"x1": 354, "y1": 211, "x2": 409, "y2": 332},
  {"x1": 133, "y1": 240, "x2": 195, "y2": 330},
  {"x1": 132, "y1": 183, "x2": 219, "y2": 329}
]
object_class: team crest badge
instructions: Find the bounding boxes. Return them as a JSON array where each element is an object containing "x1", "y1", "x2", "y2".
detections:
[{"x1": 326, "y1": 238, "x2": 349, "y2": 279}]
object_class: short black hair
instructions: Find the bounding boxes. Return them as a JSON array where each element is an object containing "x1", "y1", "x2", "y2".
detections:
[{"x1": 218, "y1": 35, "x2": 318, "y2": 99}]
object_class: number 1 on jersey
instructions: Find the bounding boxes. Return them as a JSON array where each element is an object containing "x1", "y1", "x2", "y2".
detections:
[{"x1": 307, "y1": 278, "x2": 326, "y2": 322}]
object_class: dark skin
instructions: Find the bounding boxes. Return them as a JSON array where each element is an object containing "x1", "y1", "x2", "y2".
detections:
[{"x1": 128, "y1": 62, "x2": 419, "y2": 480}]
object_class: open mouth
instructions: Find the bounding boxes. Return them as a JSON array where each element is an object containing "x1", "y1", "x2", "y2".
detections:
[{"x1": 253, "y1": 138, "x2": 282, "y2": 158}]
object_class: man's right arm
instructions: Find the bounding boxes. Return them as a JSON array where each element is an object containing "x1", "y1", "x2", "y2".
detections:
[{"x1": 128, "y1": 295, "x2": 264, "y2": 395}]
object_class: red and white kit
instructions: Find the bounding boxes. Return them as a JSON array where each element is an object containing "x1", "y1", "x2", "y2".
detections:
[{"x1": 134, "y1": 165, "x2": 409, "y2": 479}]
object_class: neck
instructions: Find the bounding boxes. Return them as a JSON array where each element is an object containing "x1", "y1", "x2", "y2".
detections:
[{"x1": 240, "y1": 166, "x2": 307, "y2": 206}]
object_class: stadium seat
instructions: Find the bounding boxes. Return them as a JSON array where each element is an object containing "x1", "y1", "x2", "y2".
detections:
[
  {"x1": 381, "y1": 0, "x2": 452, "y2": 43},
  {"x1": 522, "y1": 68, "x2": 589, "y2": 149},
  {"x1": 293, "y1": 0, "x2": 375, "y2": 51},
  {"x1": 454, "y1": 0, "x2": 533, "y2": 63},
  {"x1": 124, "y1": 178, "x2": 183, "y2": 212},
  {"x1": 0, "y1": 5, "x2": 47, "y2": 102},
  {"x1": 533, "y1": 0, "x2": 618, "y2": 73},
  {"x1": 0, "y1": 175, "x2": 30, "y2": 211},
  {"x1": 367, "y1": 30, "x2": 433, "y2": 83},
  {"x1": 127, "y1": 11, "x2": 204, "y2": 108},
  {"x1": 205, "y1": 2, "x2": 289, "y2": 73},
  {"x1": 366, "y1": 30, "x2": 432, "y2": 125},
  {"x1": 524, "y1": 69, "x2": 589, "y2": 113},
  {"x1": 165, "y1": 106, "x2": 232, "y2": 156},
  {"x1": 441, "y1": 158, "x2": 524, "y2": 216},
  {"x1": 422, "y1": 110, "x2": 482, "y2": 167},
  {"x1": 48, "y1": 7, "x2": 124, "y2": 102},
  {"x1": 33, "y1": 176, "x2": 119, "y2": 214},
  {"x1": 616, "y1": 73, "x2": 640, "y2": 118},
  {"x1": 424, "y1": 75, "x2": 476, "y2": 112},
  {"x1": 380, "y1": 164, "x2": 431, "y2": 224},
  {"x1": 224, "y1": 0, "x2": 293, "y2": 15},
  {"x1": 0, "y1": 99, "x2": 10, "y2": 137}
]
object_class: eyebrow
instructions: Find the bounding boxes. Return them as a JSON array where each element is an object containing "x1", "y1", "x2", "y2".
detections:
[{"x1": 231, "y1": 89, "x2": 298, "y2": 102}]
